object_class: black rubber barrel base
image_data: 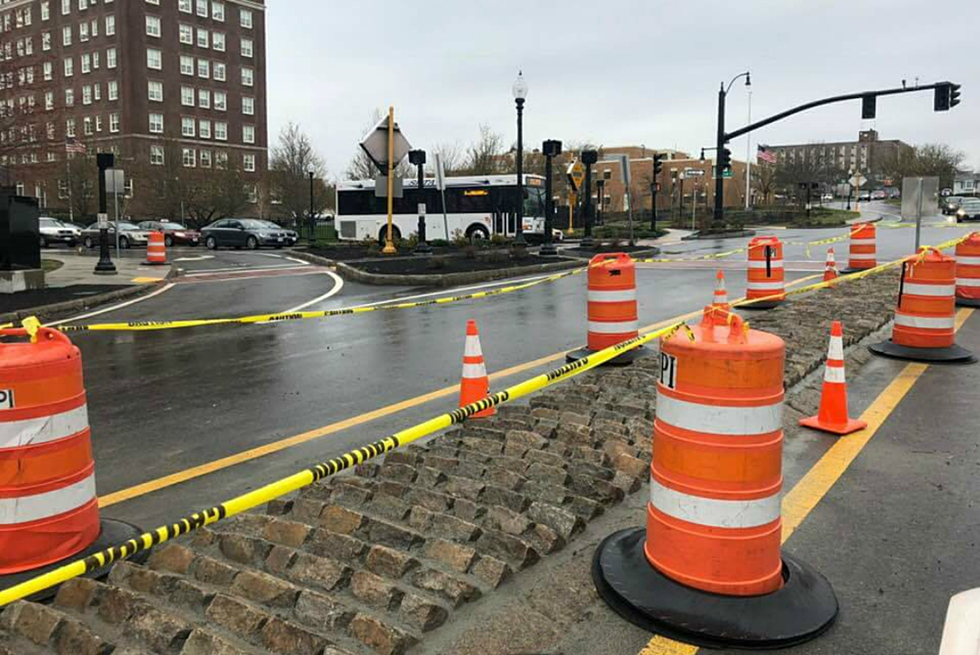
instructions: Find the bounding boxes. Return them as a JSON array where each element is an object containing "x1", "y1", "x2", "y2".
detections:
[
  {"x1": 566, "y1": 345, "x2": 649, "y2": 367},
  {"x1": 0, "y1": 519, "x2": 146, "y2": 603},
  {"x1": 840, "y1": 267, "x2": 874, "y2": 275},
  {"x1": 956, "y1": 297, "x2": 980, "y2": 308},
  {"x1": 739, "y1": 300, "x2": 783, "y2": 310},
  {"x1": 869, "y1": 340, "x2": 977, "y2": 364},
  {"x1": 593, "y1": 527, "x2": 839, "y2": 650}
]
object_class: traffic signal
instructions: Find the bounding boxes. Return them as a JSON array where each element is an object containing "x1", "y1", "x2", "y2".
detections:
[
  {"x1": 718, "y1": 148, "x2": 732, "y2": 172},
  {"x1": 934, "y1": 82, "x2": 961, "y2": 111},
  {"x1": 861, "y1": 94, "x2": 876, "y2": 119},
  {"x1": 950, "y1": 83, "x2": 961, "y2": 108},
  {"x1": 653, "y1": 153, "x2": 666, "y2": 176}
]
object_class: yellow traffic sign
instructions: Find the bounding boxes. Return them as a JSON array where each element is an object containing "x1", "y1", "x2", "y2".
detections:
[{"x1": 567, "y1": 161, "x2": 585, "y2": 191}]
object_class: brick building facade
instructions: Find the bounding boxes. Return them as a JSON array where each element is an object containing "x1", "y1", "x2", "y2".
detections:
[
  {"x1": 763, "y1": 130, "x2": 911, "y2": 182},
  {"x1": 0, "y1": 0, "x2": 267, "y2": 219}
]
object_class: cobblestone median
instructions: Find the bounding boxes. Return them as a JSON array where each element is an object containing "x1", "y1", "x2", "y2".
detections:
[{"x1": 0, "y1": 270, "x2": 902, "y2": 655}]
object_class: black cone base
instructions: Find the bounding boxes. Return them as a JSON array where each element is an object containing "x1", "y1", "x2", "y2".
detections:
[
  {"x1": 566, "y1": 345, "x2": 648, "y2": 367},
  {"x1": 739, "y1": 300, "x2": 783, "y2": 310},
  {"x1": 869, "y1": 340, "x2": 976, "y2": 364},
  {"x1": 956, "y1": 297, "x2": 980, "y2": 308},
  {"x1": 593, "y1": 528, "x2": 839, "y2": 650},
  {"x1": 0, "y1": 519, "x2": 146, "y2": 603}
]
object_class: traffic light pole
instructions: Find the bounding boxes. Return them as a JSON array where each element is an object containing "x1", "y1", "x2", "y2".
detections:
[{"x1": 712, "y1": 80, "x2": 958, "y2": 226}]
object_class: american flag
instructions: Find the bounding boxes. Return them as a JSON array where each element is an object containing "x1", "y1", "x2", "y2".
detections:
[
  {"x1": 65, "y1": 137, "x2": 87, "y2": 154},
  {"x1": 757, "y1": 145, "x2": 776, "y2": 164}
]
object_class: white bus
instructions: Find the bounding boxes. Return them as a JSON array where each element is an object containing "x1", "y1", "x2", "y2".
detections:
[{"x1": 335, "y1": 174, "x2": 549, "y2": 243}]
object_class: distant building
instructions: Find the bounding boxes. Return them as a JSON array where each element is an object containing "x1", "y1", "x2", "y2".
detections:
[
  {"x1": 953, "y1": 171, "x2": 979, "y2": 196},
  {"x1": 763, "y1": 130, "x2": 912, "y2": 183}
]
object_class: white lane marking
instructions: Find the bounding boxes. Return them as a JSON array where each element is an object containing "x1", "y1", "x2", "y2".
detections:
[
  {"x1": 45, "y1": 282, "x2": 177, "y2": 327},
  {"x1": 345, "y1": 273, "x2": 556, "y2": 310},
  {"x1": 283, "y1": 270, "x2": 345, "y2": 312},
  {"x1": 285, "y1": 256, "x2": 309, "y2": 265},
  {"x1": 178, "y1": 270, "x2": 329, "y2": 285},
  {"x1": 173, "y1": 256, "x2": 214, "y2": 262}
]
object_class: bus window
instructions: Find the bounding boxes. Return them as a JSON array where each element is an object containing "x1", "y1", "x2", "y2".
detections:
[{"x1": 524, "y1": 187, "x2": 545, "y2": 218}]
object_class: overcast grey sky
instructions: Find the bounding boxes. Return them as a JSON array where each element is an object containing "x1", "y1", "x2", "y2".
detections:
[{"x1": 266, "y1": 0, "x2": 979, "y2": 178}]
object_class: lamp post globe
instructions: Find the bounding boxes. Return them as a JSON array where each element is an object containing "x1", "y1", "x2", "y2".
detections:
[{"x1": 513, "y1": 71, "x2": 528, "y2": 246}]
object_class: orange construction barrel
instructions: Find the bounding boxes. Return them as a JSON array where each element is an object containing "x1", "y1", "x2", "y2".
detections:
[
  {"x1": 0, "y1": 327, "x2": 143, "y2": 598},
  {"x1": 145, "y1": 230, "x2": 167, "y2": 266},
  {"x1": 870, "y1": 248, "x2": 974, "y2": 363},
  {"x1": 592, "y1": 306, "x2": 838, "y2": 648},
  {"x1": 744, "y1": 236, "x2": 784, "y2": 309},
  {"x1": 955, "y1": 233, "x2": 980, "y2": 307},
  {"x1": 566, "y1": 253, "x2": 646, "y2": 365},
  {"x1": 843, "y1": 222, "x2": 876, "y2": 273}
]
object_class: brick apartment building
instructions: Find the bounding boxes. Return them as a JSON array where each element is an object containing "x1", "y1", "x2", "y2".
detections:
[
  {"x1": 593, "y1": 146, "x2": 749, "y2": 214},
  {"x1": 763, "y1": 130, "x2": 911, "y2": 182},
  {"x1": 0, "y1": 0, "x2": 267, "y2": 219}
]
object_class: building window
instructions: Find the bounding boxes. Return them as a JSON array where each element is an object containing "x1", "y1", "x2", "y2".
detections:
[
  {"x1": 243, "y1": 153, "x2": 255, "y2": 172},
  {"x1": 241, "y1": 67, "x2": 254, "y2": 87},
  {"x1": 45, "y1": 91, "x2": 54, "y2": 110},
  {"x1": 242, "y1": 125, "x2": 255, "y2": 144},
  {"x1": 109, "y1": 113, "x2": 119, "y2": 133},
  {"x1": 92, "y1": 51, "x2": 99, "y2": 69},
  {"x1": 105, "y1": 14, "x2": 114, "y2": 35},
  {"x1": 150, "y1": 145, "x2": 164, "y2": 165},
  {"x1": 179, "y1": 24, "x2": 192, "y2": 44},
  {"x1": 82, "y1": 85, "x2": 91, "y2": 104},
  {"x1": 42, "y1": 32, "x2": 51, "y2": 51},
  {"x1": 94, "y1": 83, "x2": 101, "y2": 100},
  {"x1": 215, "y1": 151, "x2": 228, "y2": 169},
  {"x1": 198, "y1": 89, "x2": 210, "y2": 108},
  {"x1": 81, "y1": 53, "x2": 91, "y2": 74},
  {"x1": 212, "y1": 32, "x2": 225, "y2": 52},
  {"x1": 147, "y1": 48, "x2": 162, "y2": 70},
  {"x1": 199, "y1": 119, "x2": 211, "y2": 138},
  {"x1": 181, "y1": 85, "x2": 194, "y2": 106},
  {"x1": 183, "y1": 147, "x2": 196, "y2": 167},
  {"x1": 200, "y1": 150, "x2": 212, "y2": 167},
  {"x1": 146, "y1": 16, "x2": 161, "y2": 38},
  {"x1": 240, "y1": 8, "x2": 252, "y2": 28},
  {"x1": 83, "y1": 117, "x2": 93, "y2": 136},
  {"x1": 180, "y1": 55, "x2": 194, "y2": 76},
  {"x1": 79, "y1": 21, "x2": 89, "y2": 41},
  {"x1": 148, "y1": 80, "x2": 163, "y2": 102},
  {"x1": 241, "y1": 38, "x2": 253, "y2": 58},
  {"x1": 62, "y1": 0, "x2": 70, "y2": 16},
  {"x1": 62, "y1": 25, "x2": 72, "y2": 46},
  {"x1": 43, "y1": 62, "x2": 53, "y2": 81},
  {"x1": 196, "y1": 0, "x2": 207, "y2": 17},
  {"x1": 179, "y1": 0, "x2": 192, "y2": 13},
  {"x1": 197, "y1": 59, "x2": 210, "y2": 78},
  {"x1": 211, "y1": 1, "x2": 224, "y2": 21},
  {"x1": 242, "y1": 96, "x2": 254, "y2": 115},
  {"x1": 213, "y1": 90, "x2": 226, "y2": 111},
  {"x1": 181, "y1": 116, "x2": 195, "y2": 137},
  {"x1": 64, "y1": 57, "x2": 73, "y2": 77},
  {"x1": 213, "y1": 62, "x2": 226, "y2": 81},
  {"x1": 41, "y1": 2, "x2": 50, "y2": 20},
  {"x1": 149, "y1": 112, "x2": 164, "y2": 134},
  {"x1": 107, "y1": 48, "x2": 117, "y2": 68},
  {"x1": 108, "y1": 80, "x2": 118, "y2": 100},
  {"x1": 95, "y1": 116, "x2": 102, "y2": 132},
  {"x1": 196, "y1": 28, "x2": 209, "y2": 48},
  {"x1": 146, "y1": 0, "x2": 160, "y2": 4},
  {"x1": 65, "y1": 118, "x2": 76, "y2": 137},
  {"x1": 214, "y1": 121, "x2": 227, "y2": 141}
]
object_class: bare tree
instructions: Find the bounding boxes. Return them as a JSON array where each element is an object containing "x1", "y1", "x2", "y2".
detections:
[
  {"x1": 428, "y1": 141, "x2": 464, "y2": 175},
  {"x1": 753, "y1": 161, "x2": 779, "y2": 206},
  {"x1": 64, "y1": 151, "x2": 97, "y2": 221},
  {"x1": 880, "y1": 143, "x2": 964, "y2": 189},
  {"x1": 462, "y1": 125, "x2": 507, "y2": 175},
  {"x1": 268, "y1": 122, "x2": 328, "y2": 222}
]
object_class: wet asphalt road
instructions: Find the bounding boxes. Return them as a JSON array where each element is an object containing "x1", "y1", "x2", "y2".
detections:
[{"x1": 64, "y1": 207, "x2": 975, "y2": 529}]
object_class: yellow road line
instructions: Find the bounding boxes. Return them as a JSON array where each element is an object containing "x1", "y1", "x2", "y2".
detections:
[
  {"x1": 637, "y1": 308, "x2": 974, "y2": 654},
  {"x1": 101, "y1": 275, "x2": 827, "y2": 508}
]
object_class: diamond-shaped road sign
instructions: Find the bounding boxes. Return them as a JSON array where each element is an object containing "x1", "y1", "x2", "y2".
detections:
[
  {"x1": 567, "y1": 161, "x2": 585, "y2": 191},
  {"x1": 359, "y1": 114, "x2": 412, "y2": 174},
  {"x1": 849, "y1": 172, "x2": 867, "y2": 188}
]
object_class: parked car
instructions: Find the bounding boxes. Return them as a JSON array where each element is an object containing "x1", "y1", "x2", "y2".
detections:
[
  {"x1": 942, "y1": 196, "x2": 965, "y2": 215},
  {"x1": 201, "y1": 218, "x2": 298, "y2": 250},
  {"x1": 38, "y1": 217, "x2": 81, "y2": 247},
  {"x1": 137, "y1": 220, "x2": 201, "y2": 247},
  {"x1": 80, "y1": 221, "x2": 150, "y2": 249},
  {"x1": 872, "y1": 190, "x2": 887, "y2": 200},
  {"x1": 956, "y1": 200, "x2": 980, "y2": 222},
  {"x1": 858, "y1": 191, "x2": 872, "y2": 202}
]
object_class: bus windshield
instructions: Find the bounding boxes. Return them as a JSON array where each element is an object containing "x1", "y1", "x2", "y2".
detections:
[{"x1": 524, "y1": 187, "x2": 545, "y2": 218}]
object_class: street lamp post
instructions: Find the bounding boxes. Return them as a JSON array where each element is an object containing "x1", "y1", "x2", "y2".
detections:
[
  {"x1": 308, "y1": 171, "x2": 315, "y2": 243},
  {"x1": 581, "y1": 149, "x2": 597, "y2": 249},
  {"x1": 596, "y1": 179, "x2": 605, "y2": 226},
  {"x1": 513, "y1": 72, "x2": 528, "y2": 246},
  {"x1": 713, "y1": 71, "x2": 751, "y2": 225},
  {"x1": 93, "y1": 152, "x2": 116, "y2": 275},
  {"x1": 409, "y1": 149, "x2": 430, "y2": 253},
  {"x1": 540, "y1": 139, "x2": 562, "y2": 257}
]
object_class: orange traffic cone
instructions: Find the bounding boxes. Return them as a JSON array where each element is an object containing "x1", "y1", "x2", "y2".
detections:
[
  {"x1": 712, "y1": 270, "x2": 730, "y2": 309},
  {"x1": 823, "y1": 248, "x2": 838, "y2": 283},
  {"x1": 800, "y1": 321, "x2": 867, "y2": 435},
  {"x1": 459, "y1": 320, "x2": 495, "y2": 418}
]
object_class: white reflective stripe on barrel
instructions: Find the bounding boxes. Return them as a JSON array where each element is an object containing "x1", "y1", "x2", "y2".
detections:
[
  {"x1": 461, "y1": 362, "x2": 487, "y2": 379},
  {"x1": 0, "y1": 473, "x2": 96, "y2": 524},
  {"x1": 956, "y1": 278, "x2": 980, "y2": 287},
  {"x1": 957, "y1": 256, "x2": 980, "y2": 266},
  {"x1": 746, "y1": 281, "x2": 785, "y2": 291},
  {"x1": 650, "y1": 479, "x2": 781, "y2": 529},
  {"x1": 588, "y1": 320, "x2": 638, "y2": 334},
  {"x1": 850, "y1": 238, "x2": 876, "y2": 245},
  {"x1": 903, "y1": 283, "x2": 955, "y2": 297},
  {"x1": 587, "y1": 289, "x2": 637, "y2": 303},
  {"x1": 655, "y1": 393, "x2": 783, "y2": 435},
  {"x1": 464, "y1": 336, "x2": 482, "y2": 357},
  {"x1": 747, "y1": 260, "x2": 784, "y2": 269},
  {"x1": 0, "y1": 404, "x2": 89, "y2": 451},
  {"x1": 895, "y1": 313, "x2": 956, "y2": 329},
  {"x1": 824, "y1": 366, "x2": 846, "y2": 384},
  {"x1": 848, "y1": 253, "x2": 877, "y2": 260}
]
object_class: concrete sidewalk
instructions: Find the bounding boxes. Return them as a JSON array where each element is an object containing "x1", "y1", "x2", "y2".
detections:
[{"x1": 44, "y1": 250, "x2": 169, "y2": 287}]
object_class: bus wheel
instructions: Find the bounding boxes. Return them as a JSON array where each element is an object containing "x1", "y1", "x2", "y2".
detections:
[
  {"x1": 466, "y1": 225, "x2": 490, "y2": 242},
  {"x1": 378, "y1": 226, "x2": 401, "y2": 246}
]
